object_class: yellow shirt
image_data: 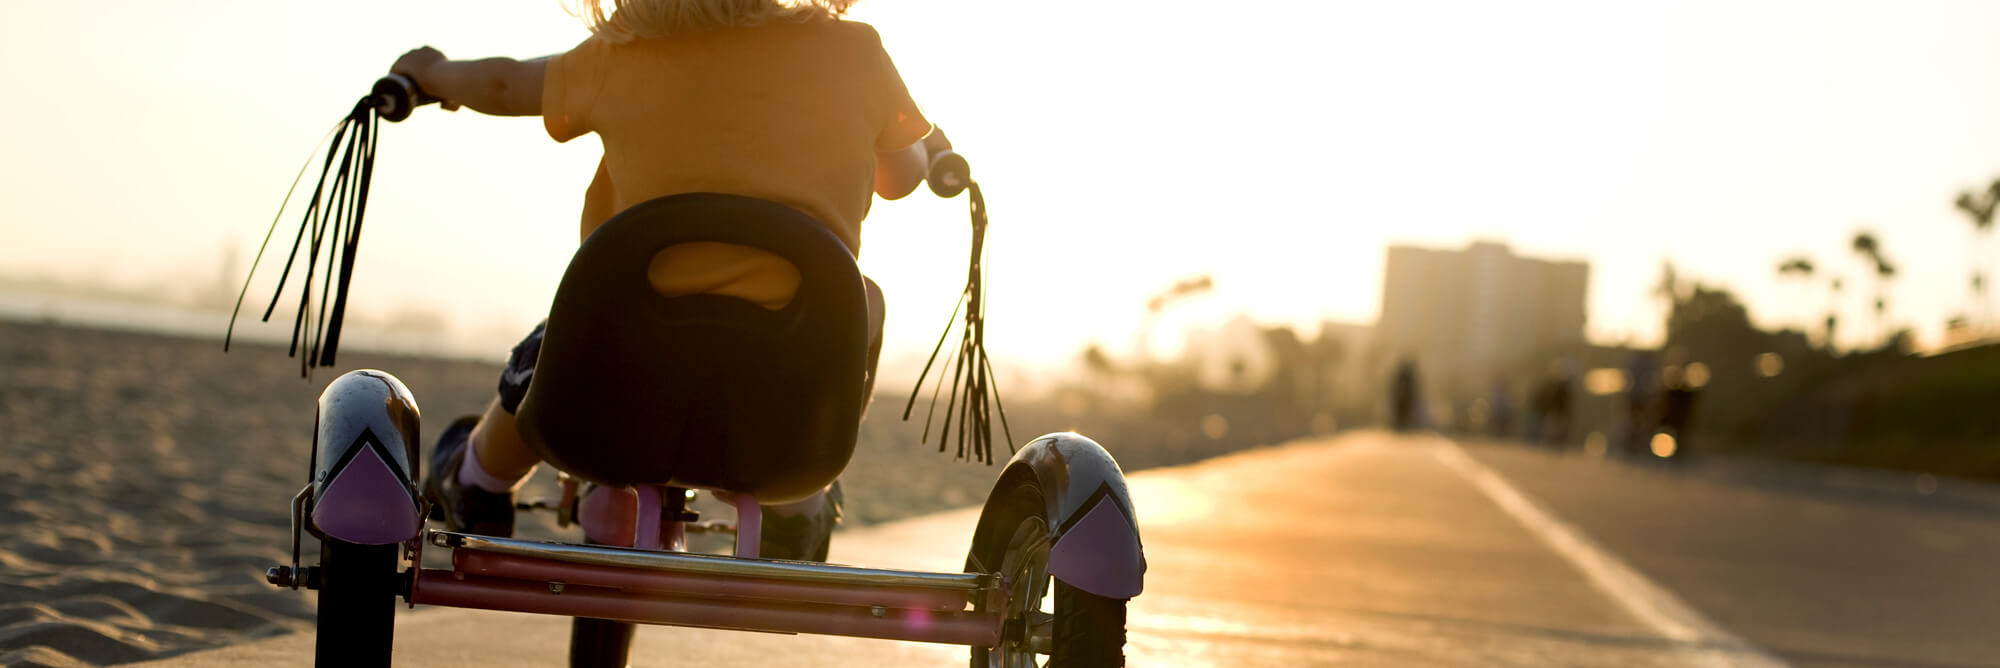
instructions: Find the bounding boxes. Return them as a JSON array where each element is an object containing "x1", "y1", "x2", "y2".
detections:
[{"x1": 543, "y1": 19, "x2": 931, "y2": 308}]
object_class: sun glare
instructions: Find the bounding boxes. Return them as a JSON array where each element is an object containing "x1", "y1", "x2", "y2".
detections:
[
  {"x1": 1585, "y1": 368, "x2": 1629, "y2": 396},
  {"x1": 1684, "y1": 362, "x2": 1711, "y2": 389},
  {"x1": 1755, "y1": 352, "x2": 1785, "y2": 378},
  {"x1": 1650, "y1": 432, "x2": 1678, "y2": 458}
]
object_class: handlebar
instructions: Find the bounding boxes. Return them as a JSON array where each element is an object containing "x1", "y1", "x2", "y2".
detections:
[
  {"x1": 365, "y1": 72, "x2": 973, "y2": 199},
  {"x1": 927, "y1": 149, "x2": 971, "y2": 198},
  {"x1": 368, "y1": 74, "x2": 438, "y2": 123}
]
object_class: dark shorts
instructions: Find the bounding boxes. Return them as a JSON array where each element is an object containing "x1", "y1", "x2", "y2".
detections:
[{"x1": 496, "y1": 321, "x2": 547, "y2": 415}]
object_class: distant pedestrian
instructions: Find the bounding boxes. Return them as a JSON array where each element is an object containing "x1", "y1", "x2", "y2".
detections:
[
  {"x1": 1532, "y1": 364, "x2": 1573, "y2": 448},
  {"x1": 1658, "y1": 349, "x2": 1701, "y2": 458},
  {"x1": 1621, "y1": 351, "x2": 1661, "y2": 456},
  {"x1": 1391, "y1": 358, "x2": 1421, "y2": 432},
  {"x1": 1488, "y1": 377, "x2": 1514, "y2": 439}
]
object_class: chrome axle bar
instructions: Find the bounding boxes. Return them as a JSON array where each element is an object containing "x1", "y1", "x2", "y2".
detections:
[{"x1": 429, "y1": 530, "x2": 995, "y2": 592}]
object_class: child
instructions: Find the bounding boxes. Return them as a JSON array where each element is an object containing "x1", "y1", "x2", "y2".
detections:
[{"x1": 390, "y1": 0, "x2": 946, "y2": 560}]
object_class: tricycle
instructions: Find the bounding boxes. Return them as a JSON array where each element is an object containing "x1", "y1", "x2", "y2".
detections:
[{"x1": 255, "y1": 75, "x2": 1146, "y2": 667}]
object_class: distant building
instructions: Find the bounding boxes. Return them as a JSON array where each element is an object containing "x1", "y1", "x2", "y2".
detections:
[{"x1": 1377, "y1": 241, "x2": 1589, "y2": 398}]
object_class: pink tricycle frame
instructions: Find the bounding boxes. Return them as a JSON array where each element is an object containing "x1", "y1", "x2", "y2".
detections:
[{"x1": 399, "y1": 482, "x2": 1017, "y2": 650}]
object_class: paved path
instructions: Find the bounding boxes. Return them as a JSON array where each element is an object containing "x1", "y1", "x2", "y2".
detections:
[{"x1": 141, "y1": 432, "x2": 2000, "y2": 666}]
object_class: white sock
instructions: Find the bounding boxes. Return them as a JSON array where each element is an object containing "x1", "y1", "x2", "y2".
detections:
[{"x1": 457, "y1": 442, "x2": 526, "y2": 494}]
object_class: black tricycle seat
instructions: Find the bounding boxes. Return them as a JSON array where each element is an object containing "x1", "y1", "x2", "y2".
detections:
[{"x1": 515, "y1": 193, "x2": 868, "y2": 504}]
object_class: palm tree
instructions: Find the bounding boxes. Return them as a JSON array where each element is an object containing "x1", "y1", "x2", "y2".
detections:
[
  {"x1": 1136, "y1": 274, "x2": 1213, "y2": 362},
  {"x1": 1653, "y1": 261, "x2": 1682, "y2": 305},
  {"x1": 1851, "y1": 230, "x2": 1896, "y2": 345},
  {"x1": 1952, "y1": 179, "x2": 2000, "y2": 331},
  {"x1": 1777, "y1": 256, "x2": 1816, "y2": 337},
  {"x1": 1851, "y1": 230, "x2": 1879, "y2": 259}
]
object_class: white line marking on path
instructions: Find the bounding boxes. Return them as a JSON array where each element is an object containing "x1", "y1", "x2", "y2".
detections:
[{"x1": 1431, "y1": 439, "x2": 1791, "y2": 668}]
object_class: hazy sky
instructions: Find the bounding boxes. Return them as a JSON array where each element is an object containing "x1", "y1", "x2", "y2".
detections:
[{"x1": 6, "y1": 0, "x2": 2000, "y2": 370}]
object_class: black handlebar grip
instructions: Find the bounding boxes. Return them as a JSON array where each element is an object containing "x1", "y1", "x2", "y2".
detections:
[
  {"x1": 370, "y1": 74, "x2": 439, "y2": 123},
  {"x1": 927, "y1": 149, "x2": 971, "y2": 198}
]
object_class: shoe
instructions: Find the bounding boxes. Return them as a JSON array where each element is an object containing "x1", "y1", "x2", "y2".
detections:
[
  {"x1": 759, "y1": 481, "x2": 842, "y2": 561},
  {"x1": 422, "y1": 415, "x2": 516, "y2": 537}
]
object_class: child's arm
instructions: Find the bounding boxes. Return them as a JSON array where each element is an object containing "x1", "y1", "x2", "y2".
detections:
[
  {"x1": 875, "y1": 128, "x2": 951, "y2": 199},
  {"x1": 391, "y1": 47, "x2": 546, "y2": 117},
  {"x1": 875, "y1": 141, "x2": 925, "y2": 200}
]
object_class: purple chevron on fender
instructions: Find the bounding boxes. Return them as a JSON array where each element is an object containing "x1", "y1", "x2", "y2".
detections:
[
  {"x1": 1047, "y1": 492, "x2": 1145, "y2": 599},
  {"x1": 313, "y1": 443, "x2": 422, "y2": 545}
]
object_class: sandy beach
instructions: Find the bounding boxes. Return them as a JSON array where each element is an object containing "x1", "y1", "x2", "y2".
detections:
[{"x1": 0, "y1": 317, "x2": 1264, "y2": 667}]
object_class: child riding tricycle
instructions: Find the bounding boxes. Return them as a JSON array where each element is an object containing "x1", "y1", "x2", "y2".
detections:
[{"x1": 246, "y1": 2, "x2": 1145, "y2": 665}]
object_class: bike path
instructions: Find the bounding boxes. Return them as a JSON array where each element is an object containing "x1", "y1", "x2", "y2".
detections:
[
  {"x1": 1460, "y1": 440, "x2": 2000, "y2": 667},
  {"x1": 138, "y1": 432, "x2": 1726, "y2": 666}
]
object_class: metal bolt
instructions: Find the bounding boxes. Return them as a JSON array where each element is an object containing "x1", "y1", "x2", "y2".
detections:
[
  {"x1": 265, "y1": 566, "x2": 319, "y2": 590},
  {"x1": 550, "y1": 581, "x2": 565, "y2": 595},
  {"x1": 870, "y1": 606, "x2": 886, "y2": 618}
]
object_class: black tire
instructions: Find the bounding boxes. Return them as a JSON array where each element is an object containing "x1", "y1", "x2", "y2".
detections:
[
  {"x1": 314, "y1": 539, "x2": 400, "y2": 666},
  {"x1": 968, "y1": 476, "x2": 1128, "y2": 667},
  {"x1": 568, "y1": 617, "x2": 635, "y2": 667},
  {"x1": 571, "y1": 535, "x2": 637, "y2": 668},
  {"x1": 1050, "y1": 581, "x2": 1125, "y2": 667}
]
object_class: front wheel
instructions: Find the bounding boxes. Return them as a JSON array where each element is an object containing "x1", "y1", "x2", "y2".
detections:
[
  {"x1": 968, "y1": 476, "x2": 1127, "y2": 667},
  {"x1": 314, "y1": 539, "x2": 401, "y2": 666}
]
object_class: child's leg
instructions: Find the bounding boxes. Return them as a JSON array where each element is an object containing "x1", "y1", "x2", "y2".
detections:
[
  {"x1": 453, "y1": 321, "x2": 549, "y2": 493},
  {"x1": 463, "y1": 396, "x2": 541, "y2": 488},
  {"x1": 423, "y1": 321, "x2": 550, "y2": 536}
]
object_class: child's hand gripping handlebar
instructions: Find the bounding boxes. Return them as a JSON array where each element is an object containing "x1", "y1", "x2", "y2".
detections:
[
  {"x1": 369, "y1": 74, "x2": 440, "y2": 123},
  {"x1": 927, "y1": 149, "x2": 971, "y2": 198},
  {"x1": 921, "y1": 127, "x2": 970, "y2": 198}
]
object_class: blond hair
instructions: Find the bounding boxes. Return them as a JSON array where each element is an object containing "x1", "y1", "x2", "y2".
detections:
[{"x1": 574, "y1": 0, "x2": 856, "y2": 40}]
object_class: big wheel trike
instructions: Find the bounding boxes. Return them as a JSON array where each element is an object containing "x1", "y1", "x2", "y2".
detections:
[{"x1": 253, "y1": 76, "x2": 1146, "y2": 667}]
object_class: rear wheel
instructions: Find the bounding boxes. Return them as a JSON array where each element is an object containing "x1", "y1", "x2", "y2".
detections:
[
  {"x1": 313, "y1": 539, "x2": 401, "y2": 666},
  {"x1": 569, "y1": 535, "x2": 637, "y2": 667},
  {"x1": 968, "y1": 476, "x2": 1127, "y2": 667},
  {"x1": 568, "y1": 617, "x2": 635, "y2": 668}
]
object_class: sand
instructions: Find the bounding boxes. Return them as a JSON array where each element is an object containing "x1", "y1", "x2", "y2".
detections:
[{"x1": 0, "y1": 318, "x2": 1263, "y2": 667}]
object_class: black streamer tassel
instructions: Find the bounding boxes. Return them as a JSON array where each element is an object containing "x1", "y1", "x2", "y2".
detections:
[
  {"x1": 902, "y1": 183, "x2": 1013, "y2": 464},
  {"x1": 226, "y1": 97, "x2": 385, "y2": 378}
]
